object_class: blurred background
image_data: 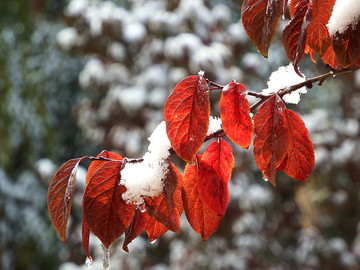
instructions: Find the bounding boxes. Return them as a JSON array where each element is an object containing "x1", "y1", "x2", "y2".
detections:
[{"x1": 1, "y1": 0, "x2": 360, "y2": 269}]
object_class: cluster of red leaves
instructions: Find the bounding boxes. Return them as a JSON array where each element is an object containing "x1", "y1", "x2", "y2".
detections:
[
  {"x1": 48, "y1": 0, "x2": 343, "y2": 259},
  {"x1": 48, "y1": 71, "x2": 315, "y2": 257},
  {"x1": 242, "y1": 0, "x2": 360, "y2": 72}
]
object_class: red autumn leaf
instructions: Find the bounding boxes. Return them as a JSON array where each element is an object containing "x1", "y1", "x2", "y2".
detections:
[
  {"x1": 321, "y1": 45, "x2": 339, "y2": 68},
  {"x1": 182, "y1": 157, "x2": 225, "y2": 242},
  {"x1": 145, "y1": 163, "x2": 183, "y2": 234},
  {"x1": 83, "y1": 159, "x2": 136, "y2": 248},
  {"x1": 241, "y1": 0, "x2": 284, "y2": 58},
  {"x1": 282, "y1": 0, "x2": 313, "y2": 75},
  {"x1": 164, "y1": 74, "x2": 210, "y2": 163},
  {"x1": 306, "y1": 0, "x2": 336, "y2": 56},
  {"x1": 305, "y1": 44, "x2": 316, "y2": 63},
  {"x1": 47, "y1": 158, "x2": 83, "y2": 242},
  {"x1": 197, "y1": 139, "x2": 234, "y2": 216},
  {"x1": 122, "y1": 209, "x2": 150, "y2": 252},
  {"x1": 81, "y1": 212, "x2": 91, "y2": 260},
  {"x1": 283, "y1": 109, "x2": 315, "y2": 182},
  {"x1": 85, "y1": 151, "x2": 123, "y2": 186},
  {"x1": 332, "y1": 19, "x2": 360, "y2": 67},
  {"x1": 219, "y1": 82, "x2": 254, "y2": 149},
  {"x1": 253, "y1": 95, "x2": 290, "y2": 186},
  {"x1": 145, "y1": 218, "x2": 168, "y2": 243}
]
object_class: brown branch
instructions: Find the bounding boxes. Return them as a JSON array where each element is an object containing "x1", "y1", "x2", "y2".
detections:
[{"x1": 278, "y1": 65, "x2": 360, "y2": 97}]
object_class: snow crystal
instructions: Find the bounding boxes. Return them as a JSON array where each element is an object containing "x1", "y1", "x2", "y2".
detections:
[
  {"x1": 121, "y1": 121, "x2": 171, "y2": 205},
  {"x1": 207, "y1": 116, "x2": 222, "y2": 136},
  {"x1": 262, "y1": 63, "x2": 306, "y2": 104},
  {"x1": 327, "y1": 0, "x2": 360, "y2": 36},
  {"x1": 57, "y1": 27, "x2": 79, "y2": 51}
]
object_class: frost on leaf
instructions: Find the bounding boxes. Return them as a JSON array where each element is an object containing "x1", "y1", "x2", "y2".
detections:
[
  {"x1": 164, "y1": 74, "x2": 210, "y2": 163},
  {"x1": 241, "y1": 0, "x2": 284, "y2": 58},
  {"x1": 47, "y1": 158, "x2": 83, "y2": 242},
  {"x1": 220, "y1": 81, "x2": 253, "y2": 148},
  {"x1": 83, "y1": 159, "x2": 136, "y2": 248}
]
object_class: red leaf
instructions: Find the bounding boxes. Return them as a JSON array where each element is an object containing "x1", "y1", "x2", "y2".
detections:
[
  {"x1": 81, "y1": 212, "x2": 91, "y2": 259},
  {"x1": 47, "y1": 158, "x2": 83, "y2": 242},
  {"x1": 254, "y1": 95, "x2": 315, "y2": 185},
  {"x1": 197, "y1": 139, "x2": 234, "y2": 216},
  {"x1": 86, "y1": 151, "x2": 123, "y2": 186},
  {"x1": 332, "y1": 19, "x2": 360, "y2": 67},
  {"x1": 83, "y1": 160, "x2": 136, "y2": 248},
  {"x1": 305, "y1": 44, "x2": 316, "y2": 63},
  {"x1": 253, "y1": 95, "x2": 290, "y2": 186},
  {"x1": 321, "y1": 45, "x2": 339, "y2": 68},
  {"x1": 164, "y1": 75, "x2": 210, "y2": 163},
  {"x1": 182, "y1": 158, "x2": 224, "y2": 242},
  {"x1": 145, "y1": 218, "x2": 169, "y2": 243},
  {"x1": 122, "y1": 209, "x2": 150, "y2": 252},
  {"x1": 306, "y1": 0, "x2": 336, "y2": 56},
  {"x1": 145, "y1": 163, "x2": 183, "y2": 234},
  {"x1": 283, "y1": 109, "x2": 315, "y2": 182},
  {"x1": 241, "y1": 0, "x2": 284, "y2": 58},
  {"x1": 282, "y1": 0, "x2": 313, "y2": 75},
  {"x1": 219, "y1": 82, "x2": 254, "y2": 149}
]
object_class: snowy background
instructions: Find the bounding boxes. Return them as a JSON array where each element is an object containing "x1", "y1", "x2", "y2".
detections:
[{"x1": 1, "y1": 0, "x2": 360, "y2": 269}]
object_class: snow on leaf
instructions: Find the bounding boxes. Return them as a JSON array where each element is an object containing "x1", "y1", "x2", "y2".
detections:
[
  {"x1": 283, "y1": 109, "x2": 315, "y2": 182},
  {"x1": 327, "y1": 0, "x2": 360, "y2": 36},
  {"x1": 197, "y1": 139, "x2": 234, "y2": 216},
  {"x1": 47, "y1": 158, "x2": 83, "y2": 242},
  {"x1": 331, "y1": 18, "x2": 360, "y2": 67},
  {"x1": 219, "y1": 82, "x2": 254, "y2": 149},
  {"x1": 282, "y1": 0, "x2": 313, "y2": 75},
  {"x1": 83, "y1": 159, "x2": 136, "y2": 248},
  {"x1": 164, "y1": 75, "x2": 210, "y2": 163},
  {"x1": 306, "y1": 0, "x2": 336, "y2": 56},
  {"x1": 182, "y1": 157, "x2": 225, "y2": 242},
  {"x1": 144, "y1": 163, "x2": 183, "y2": 234},
  {"x1": 253, "y1": 95, "x2": 290, "y2": 186},
  {"x1": 241, "y1": 0, "x2": 284, "y2": 58}
]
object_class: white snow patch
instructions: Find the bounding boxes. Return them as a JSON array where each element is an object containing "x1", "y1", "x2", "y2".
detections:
[
  {"x1": 207, "y1": 116, "x2": 222, "y2": 136},
  {"x1": 57, "y1": 27, "x2": 79, "y2": 51},
  {"x1": 121, "y1": 121, "x2": 171, "y2": 205},
  {"x1": 327, "y1": 0, "x2": 360, "y2": 35},
  {"x1": 262, "y1": 63, "x2": 306, "y2": 104},
  {"x1": 123, "y1": 22, "x2": 147, "y2": 44}
]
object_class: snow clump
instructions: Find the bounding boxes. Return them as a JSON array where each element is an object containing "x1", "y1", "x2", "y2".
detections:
[
  {"x1": 327, "y1": 0, "x2": 360, "y2": 36},
  {"x1": 262, "y1": 63, "x2": 306, "y2": 104},
  {"x1": 121, "y1": 121, "x2": 171, "y2": 205}
]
